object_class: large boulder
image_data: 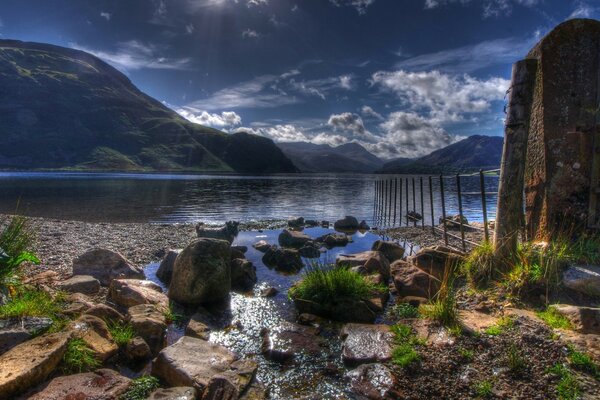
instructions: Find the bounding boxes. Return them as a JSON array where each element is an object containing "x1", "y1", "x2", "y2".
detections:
[
  {"x1": 196, "y1": 221, "x2": 239, "y2": 244},
  {"x1": 262, "y1": 245, "x2": 303, "y2": 272},
  {"x1": 562, "y1": 265, "x2": 600, "y2": 297},
  {"x1": 152, "y1": 336, "x2": 257, "y2": 397},
  {"x1": 230, "y1": 258, "x2": 257, "y2": 292},
  {"x1": 69, "y1": 314, "x2": 118, "y2": 362},
  {"x1": 109, "y1": 279, "x2": 168, "y2": 311},
  {"x1": 0, "y1": 317, "x2": 53, "y2": 355},
  {"x1": 334, "y1": 216, "x2": 359, "y2": 232},
  {"x1": 371, "y1": 240, "x2": 405, "y2": 263},
  {"x1": 28, "y1": 369, "x2": 131, "y2": 400},
  {"x1": 0, "y1": 332, "x2": 70, "y2": 398},
  {"x1": 128, "y1": 304, "x2": 167, "y2": 355},
  {"x1": 347, "y1": 363, "x2": 400, "y2": 400},
  {"x1": 391, "y1": 260, "x2": 440, "y2": 299},
  {"x1": 72, "y1": 248, "x2": 144, "y2": 286},
  {"x1": 340, "y1": 324, "x2": 395, "y2": 367},
  {"x1": 260, "y1": 322, "x2": 325, "y2": 362},
  {"x1": 408, "y1": 245, "x2": 463, "y2": 279},
  {"x1": 56, "y1": 275, "x2": 100, "y2": 294},
  {"x1": 169, "y1": 238, "x2": 231, "y2": 305},
  {"x1": 291, "y1": 296, "x2": 377, "y2": 323},
  {"x1": 157, "y1": 249, "x2": 180, "y2": 285},
  {"x1": 336, "y1": 251, "x2": 390, "y2": 280},
  {"x1": 551, "y1": 304, "x2": 600, "y2": 334},
  {"x1": 278, "y1": 229, "x2": 311, "y2": 248},
  {"x1": 125, "y1": 336, "x2": 152, "y2": 363}
]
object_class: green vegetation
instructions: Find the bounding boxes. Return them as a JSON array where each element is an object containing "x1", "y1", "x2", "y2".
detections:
[
  {"x1": 548, "y1": 363, "x2": 580, "y2": 400},
  {"x1": 390, "y1": 323, "x2": 422, "y2": 367},
  {"x1": 0, "y1": 288, "x2": 62, "y2": 319},
  {"x1": 506, "y1": 343, "x2": 527, "y2": 374},
  {"x1": 108, "y1": 321, "x2": 136, "y2": 347},
  {"x1": 419, "y1": 266, "x2": 460, "y2": 330},
  {"x1": 568, "y1": 348, "x2": 599, "y2": 378},
  {"x1": 537, "y1": 307, "x2": 573, "y2": 330},
  {"x1": 473, "y1": 380, "x2": 493, "y2": 398},
  {"x1": 163, "y1": 304, "x2": 185, "y2": 326},
  {"x1": 462, "y1": 241, "x2": 499, "y2": 286},
  {"x1": 458, "y1": 347, "x2": 474, "y2": 362},
  {"x1": 289, "y1": 263, "x2": 384, "y2": 304},
  {"x1": 484, "y1": 316, "x2": 514, "y2": 336},
  {"x1": 0, "y1": 215, "x2": 38, "y2": 287},
  {"x1": 389, "y1": 302, "x2": 419, "y2": 319},
  {"x1": 570, "y1": 234, "x2": 600, "y2": 264},
  {"x1": 62, "y1": 338, "x2": 100, "y2": 373},
  {"x1": 120, "y1": 376, "x2": 160, "y2": 400}
]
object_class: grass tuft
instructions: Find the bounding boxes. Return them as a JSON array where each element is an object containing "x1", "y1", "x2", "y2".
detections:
[
  {"x1": 484, "y1": 316, "x2": 514, "y2": 336},
  {"x1": 462, "y1": 241, "x2": 499, "y2": 287},
  {"x1": 537, "y1": 307, "x2": 573, "y2": 330},
  {"x1": 548, "y1": 363, "x2": 581, "y2": 400},
  {"x1": 568, "y1": 348, "x2": 599, "y2": 378},
  {"x1": 419, "y1": 265, "x2": 459, "y2": 330},
  {"x1": 389, "y1": 302, "x2": 419, "y2": 319},
  {"x1": 62, "y1": 338, "x2": 100, "y2": 373},
  {"x1": 390, "y1": 323, "x2": 421, "y2": 368},
  {"x1": 506, "y1": 343, "x2": 527, "y2": 374},
  {"x1": 0, "y1": 288, "x2": 61, "y2": 319},
  {"x1": 459, "y1": 347, "x2": 474, "y2": 362},
  {"x1": 473, "y1": 380, "x2": 493, "y2": 398},
  {"x1": 120, "y1": 375, "x2": 161, "y2": 400},
  {"x1": 0, "y1": 215, "x2": 38, "y2": 287},
  {"x1": 108, "y1": 321, "x2": 136, "y2": 347}
]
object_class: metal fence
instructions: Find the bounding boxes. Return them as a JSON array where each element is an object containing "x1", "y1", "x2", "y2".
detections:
[{"x1": 372, "y1": 169, "x2": 500, "y2": 252}]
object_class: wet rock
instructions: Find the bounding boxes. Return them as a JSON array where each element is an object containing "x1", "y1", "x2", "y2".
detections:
[
  {"x1": 305, "y1": 219, "x2": 319, "y2": 227},
  {"x1": 84, "y1": 303, "x2": 126, "y2": 324},
  {"x1": 147, "y1": 387, "x2": 197, "y2": 400},
  {"x1": 28, "y1": 369, "x2": 131, "y2": 400},
  {"x1": 297, "y1": 313, "x2": 323, "y2": 326},
  {"x1": 185, "y1": 312, "x2": 211, "y2": 340},
  {"x1": 411, "y1": 319, "x2": 455, "y2": 347},
  {"x1": 109, "y1": 279, "x2": 168, "y2": 311},
  {"x1": 69, "y1": 314, "x2": 118, "y2": 362},
  {"x1": 231, "y1": 258, "x2": 257, "y2": 292},
  {"x1": 0, "y1": 332, "x2": 70, "y2": 398},
  {"x1": 260, "y1": 321, "x2": 324, "y2": 362},
  {"x1": 340, "y1": 324, "x2": 394, "y2": 367},
  {"x1": 232, "y1": 245, "x2": 248, "y2": 254},
  {"x1": 317, "y1": 233, "x2": 349, "y2": 248},
  {"x1": 551, "y1": 304, "x2": 600, "y2": 334},
  {"x1": 252, "y1": 240, "x2": 271, "y2": 252},
  {"x1": 408, "y1": 245, "x2": 464, "y2": 279},
  {"x1": 169, "y1": 238, "x2": 231, "y2": 305},
  {"x1": 334, "y1": 216, "x2": 359, "y2": 232},
  {"x1": 336, "y1": 251, "x2": 390, "y2": 280},
  {"x1": 371, "y1": 240, "x2": 405, "y2": 263},
  {"x1": 260, "y1": 287, "x2": 279, "y2": 297},
  {"x1": 278, "y1": 229, "x2": 312, "y2": 248},
  {"x1": 56, "y1": 274, "x2": 100, "y2": 294},
  {"x1": 262, "y1": 245, "x2": 303, "y2": 272},
  {"x1": 292, "y1": 296, "x2": 377, "y2": 323},
  {"x1": 157, "y1": 249, "x2": 179, "y2": 285},
  {"x1": 0, "y1": 317, "x2": 53, "y2": 355},
  {"x1": 152, "y1": 336, "x2": 256, "y2": 396},
  {"x1": 407, "y1": 211, "x2": 423, "y2": 221},
  {"x1": 125, "y1": 336, "x2": 152, "y2": 362},
  {"x1": 298, "y1": 243, "x2": 321, "y2": 258},
  {"x1": 196, "y1": 221, "x2": 239, "y2": 244},
  {"x1": 562, "y1": 265, "x2": 600, "y2": 297},
  {"x1": 391, "y1": 260, "x2": 440, "y2": 299},
  {"x1": 288, "y1": 217, "x2": 305, "y2": 228},
  {"x1": 358, "y1": 220, "x2": 370, "y2": 230},
  {"x1": 239, "y1": 383, "x2": 268, "y2": 400},
  {"x1": 72, "y1": 248, "x2": 144, "y2": 286},
  {"x1": 128, "y1": 304, "x2": 167, "y2": 355},
  {"x1": 321, "y1": 220, "x2": 330, "y2": 228},
  {"x1": 347, "y1": 363, "x2": 400, "y2": 400}
]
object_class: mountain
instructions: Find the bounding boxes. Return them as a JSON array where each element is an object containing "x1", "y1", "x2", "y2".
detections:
[
  {"x1": 378, "y1": 135, "x2": 504, "y2": 174},
  {"x1": 0, "y1": 39, "x2": 297, "y2": 173},
  {"x1": 277, "y1": 142, "x2": 384, "y2": 173}
]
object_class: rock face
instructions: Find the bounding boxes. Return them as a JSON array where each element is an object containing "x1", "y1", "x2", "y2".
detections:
[
  {"x1": 336, "y1": 251, "x2": 390, "y2": 280},
  {"x1": 72, "y1": 248, "x2": 144, "y2": 286},
  {"x1": 340, "y1": 324, "x2": 394, "y2": 367},
  {"x1": 347, "y1": 363, "x2": 400, "y2": 400},
  {"x1": 298, "y1": 243, "x2": 321, "y2": 258},
  {"x1": 524, "y1": 19, "x2": 600, "y2": 237},
  {"x1": 230, "y1": 258, "x2": 257, "y2": 292},
  {"x1": 169, "y1": 238, "x2": 231, "y2": 305},
  {"x1": 0, "y1": 332, "x2": 70, "y2": 398},
  {"x1": 69, "y1": 314, "x2": 118, "y2": 362},
  {"x1": 196, "y1": 221, "x2": 239, "y2": 243},
  {"x1": 334, "y1": 216, "x2": 359, "y2": 232},
  {"x1": 152, "y1": 336, "x2": 257, "y2": 396},
  {"x1": 125, "y1": 336, "x2": 152, "y2": 362},
  {"x1": 371, "y1": 240, "x2": 405, "y2": 263},
  {"x1": 262, "y1": 246, "x2": 303, "y2": 272},
  {"x1": 278, "y1": 229, "x2": 312, "y2": 248},
  {"x1": 28, "y1": 369, "x2": 131, "y2": 400},
  {"x1": 109, "y1": 279, "x2": 168, "y2": 311},
  {"x1": 260, "y1": 322, "x2": 325, "y2": 362},
  {"x1": 128, "y1": 304, "x2": 167, "y2": 354},
  {"x1": 552, "y1": 305, "x2": 600, "y2": 334},
  {"x1": 408, "y1": 246, "x2": 463, "y2": 279},
  {"x1": 84, "y1": 304, "x2": 125, "y2": 323},
  {"x1": 148, "y1": 387, "x2": 197, "y2": 400},
  {"x1": 391, "y1": 260, "x2": 440, "y2": 299},
  {"x1": 56, "y1": 275, "x2": 101, "y2": 294},
  {"x1": 562, "y1": 265, "x2": 600, "y2": 297},
  {"x1": 157, "y1": 249, "x2": 180, "y2": 284}
]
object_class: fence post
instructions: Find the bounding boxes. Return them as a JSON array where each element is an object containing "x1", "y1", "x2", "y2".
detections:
[
  {"x1": 456, "y1": 173, "x2": 466, "y2": 252},
  {"x1": 388, "y1": 179, "x2": 393, "y2": 225},
  {"x1": 420, "y1": 177, "x2": 425, "y2": 229},
  {"x1": 412, "y1": 177, "x2": 416, "y2": 226},
  {"x1": 399, "y1": 178, "x2": 403, "y2": 227},
  {"x1": 429, "y1": 176, "x2": 435, "y2": 234},
  {"x1": 480, "y1": 170, "x2": 490, "y2": 243},
  {"x1": 440, "y1": 175, "x2": 448, "y2": 245},
  {"x1": 405, "y1": 178, "x2": 409, "y2": 226},
  {"x1": 393, "y1": 178, "x2": 398, "y2": 226}
]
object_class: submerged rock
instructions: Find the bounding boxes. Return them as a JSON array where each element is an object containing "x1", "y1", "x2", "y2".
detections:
[
  {"x1": 298, "y1": 243, "x2": 321, "y2": 258},
  {"x1": 260, "y1": 287, "x2": 279, "y2": 297},
  {"x1": 196, "y1": 221, "x2": 239, "y2": 244},
  {"x1": 278, "y1": 229, "x2": 312, "y2": 248},
  {"x1": 157, "y1": 249, "x2": 180, "y2": 285},
  {"x1": 334, "y1": 216, "x2": 359, "y2": 232},
  {"x1": 231, "y1": 258, "x2": 257, "y2": 292},
  {"x1": 56, "y1": 274, "x2": 100, "y2": 294},
  {"x1": 287, "y1": 217, "x2": 305, "y2": 228},
  {"x1": 28, "y1": 369, "x2": 131, "y2": 400},
  {"x1": 260, "y1": 321, "x2": 325, "y2": 362},
  {"x1": 72, "y1": 248, "x2": 144, "y2": 286},
  {"x1": 358, "y1": 220, "x2": 370, "y2": 231},
  {"x1": 252, "y1": 240, "x2": 271, "y2": 253},
  {"x1": 340, "y1": 324, "x2": 394, "y2": 367},
  {"x1": 262, "y1": 245, "x2": 303, "y2": 272},
  {"x1": 347, "y1": 363, "x2": 400, "y2": 400},
  {"x1": 317, "y1": 233, "x2": 349, "y2": 248}
]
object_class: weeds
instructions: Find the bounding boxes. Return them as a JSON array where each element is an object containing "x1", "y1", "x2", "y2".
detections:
[
  {"x1": 419, "y1": 263, "x2": 459, "y2": 329},
  {"x1": 462, "y1": 241, "x2": 499, "y2": 287},
  {"x1": 537, "y1": 307, "x2": 573, "y2": 330},
  {"x1": 62, "y1": 338, "x2": 100, "y2": 373},
  {"x1": 473, "y1": 380, "x2": 493, "y2": 398},
  {"x1": 548, "y1": 363, "x2": 580, "y2": 400},
  {"x1": 389, "y1": 302, "x2": 419, "y2": 319},
  {"x1": 484, "y1": 316, "x2": 514, "y2": 336},
  {"x1": 120, "y1": 375, "x2": 160, "y2": 400},
  {"x1": 506, "y1": 343, "x2": 527, "y2": 374},
  {"x1": 0, "y1": 215, "x2": 38, "y2": 287},
  {"x1": 390, "y1": 323, "x2": 421, "y2": 367},
  {"x1": 568, "y1": 348, "x2": 599, "y2": 378},
  {"x1": 163, "y1": 305, "x2": 185, "y2": 326},
  {"x1": 0, "y1": 288, "x2": 61, "y2": 318},
  {"x1": 458, "y1": 347, "x2": 474, "y2": 362},
  {"x1": 108, "y1": 321, "x2": 136, "y2": 346}
]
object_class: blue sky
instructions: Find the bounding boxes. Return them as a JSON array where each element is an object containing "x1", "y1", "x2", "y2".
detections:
[{"x1": 1, "y1": 0, "x2": 598, "y2": 158}]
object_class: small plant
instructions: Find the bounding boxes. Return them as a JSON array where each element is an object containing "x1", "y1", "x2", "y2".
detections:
[
  {"x1": 120, "y1": 375, "x2": 160, "y2": 400},
  {"x1": 62, "y1": 338, "x2": 100, "y2": 373},
  {"x1": 0, "y1": 215, "x2": 38, "y2": 287},
  {"x1": 108, "y1": 321, "x2": 136, "y2": 346},
  {"x1": 568, "y1": 348, "x2": 599, "y2": 377},
  {"x1": 390, "y1": 302, "x2": 419, "y2": 319},
  {"x1": 473, "y1": 380, "x2": 493, "y2": 398},
  {"x1": 548, "y1": 363, "x2": 580, "y2": 400},
  {"x1": 537, "y1": 307, "x2": 573, "y2": 330},
  {"x1": 570, "y1": 234, "x2": 600, "y2": 264},
  {"x1": 459, "y1": 347, "x2": 474, "y2": 362},
  {"x1": 484, "y1": 316, "x2": 514, "y2": 336},
  {"x1": 462, "y1": 241, "x2": 499, "y2": 286},
  {"x1": 506, "y1": 343, "x2": 526, "y2": 374},
  {"x1": 163, "y1": 305, "x2": 185, "y2": 326},
  {"x1": 419, "y1": 277, "x2": 459, "y2": 329},
  {"x1": 0, "y1": 288, "x2": 61, "y2": 319},
  {"x1": 390, "y1": 323, "x2": 421, "y2": 368}
]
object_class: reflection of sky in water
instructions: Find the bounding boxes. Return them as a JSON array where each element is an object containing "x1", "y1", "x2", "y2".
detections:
[{"x1": 146, "y1": 227, "x2": 404, "y2": 399}]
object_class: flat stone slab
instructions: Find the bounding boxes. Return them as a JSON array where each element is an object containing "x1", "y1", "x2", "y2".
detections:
[
  {"x1": 0, "y1": 317, "x2": 53, "y2": 355},
  {"x1": 340, "y1": 324, "x2": 394, "y2": 366},
  {"x1": 260, "y1": 321, "x2": 325, "y2": 362},
  {"x1": 28, "y1": 368, "x2": 131, "y2": 399},
  {"x1": 109, "y1": 279, "x2": 168, "y2": 311},
  {"x1": 563, "y1": 265, "x2": 600, "y2": 297},
  {"x1": 56, "y1": 274, "x2": 101, "y2": 294},
  {"x1": 128, "y1": 304, "x2": 167, "y2": 354},
  {"x1": 552, "y1": 304, "x2": 600, "y2": 334},
  {"x1": 73, "y1": 248, "x2": 144, "y2": 286},
  {"x1": 347, "y1": 363, "x2": 400, "y2": 399}
]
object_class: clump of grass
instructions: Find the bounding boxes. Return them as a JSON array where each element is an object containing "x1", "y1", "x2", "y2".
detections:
[
  {"x1": 462, "y1": 241, "x2": 500, "y2": 287},
  {"x1": 289, "y1": 263, "x2": 383, "y2": 304},
  {"x1": 0, "y1": 215, "x2": 38, "y2": 287},
  {"x1": 570, "y1": 234, "x2": 600, "y2": 264},
  {"x1": 62, "y1": 338, "x2": 100, "y2": 373},
  {"x1": 0, "y1": 288, "x2": 61, "y2": 318},
  {"x1": 537, "y1": 307, "x2": 573, "y2": 330},
  {"x1": 459, "y1": 347, "x2": 474, "y2": 362},
  {"x1": 390, "y1": 323, "x2": 421, "y2": 367},
  {"x1": 108, "y1": 321, "x2": 136, "y2": 346},
  {"x1": 419, "y1": 264, "x2": 459, "y2": 330},
  {"x1": 506, "y1": 343, "x2": 527, "y2": 374},
  {"x1": 120, "y1": 375, "x2": 160, "y2": 400},
  {"x1": 390, "y1": 302, "x2": 419, "y2": 319},
  {"x1": 484, "y1": 316, "x2": 514, "y2": 336},
  {"x1": 548, "y1": 363, "x2": 580, "y2": 400},
  {"x1": 473, "y1": 380, "x2": 493, "y2": 398},
  {"x1": 568, "y1": 348, "x2": 599, "y2": 378},
  {"x1": 163, "y1": 304, "x2": 185, "y2": 326}
]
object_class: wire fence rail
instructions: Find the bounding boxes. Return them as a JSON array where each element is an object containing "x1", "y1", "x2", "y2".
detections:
[{"x1": 373, "y1": 169, "x2": 501, "y2": 252}]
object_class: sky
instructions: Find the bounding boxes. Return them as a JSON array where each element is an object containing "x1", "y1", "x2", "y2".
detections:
[{"x1": 1, "y1": 0, "x2": 598, "y2": 159}]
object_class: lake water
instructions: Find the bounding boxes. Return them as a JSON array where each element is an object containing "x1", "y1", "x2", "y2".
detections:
[{"x1": 0, "y1": 172, "x2": 498, "y2": 225}]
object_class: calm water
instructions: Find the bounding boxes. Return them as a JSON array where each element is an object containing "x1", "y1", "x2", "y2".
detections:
[{"x1": 0, "y1": 172, "x2": 498, "y2": 225}]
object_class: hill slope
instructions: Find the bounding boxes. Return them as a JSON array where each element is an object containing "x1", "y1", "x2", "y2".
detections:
[
  {"x1": 277, "y1": 142, "x2": 384, "y2": 173},
  {"x1": 0, "y1": 39, "x2": 296, "y2": 173},
  {"x1": 378, "y1": 135, "x2": 503, "y2": 174}
]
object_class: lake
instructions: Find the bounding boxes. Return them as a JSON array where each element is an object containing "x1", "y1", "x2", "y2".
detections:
[{"x1": 0, "y1": 172, "x2": 499, "y2": 225}]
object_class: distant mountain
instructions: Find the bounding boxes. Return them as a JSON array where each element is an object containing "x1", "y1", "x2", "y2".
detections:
[
  {"x1": 378, "y1": 135, "x2": 504, "y2": 174},
  {"x1": 0, "y1": 39, "x2": 297, "y2": 173},
  {"x1": 277, "y1": 142, "x2": 384, "y2": 173}
]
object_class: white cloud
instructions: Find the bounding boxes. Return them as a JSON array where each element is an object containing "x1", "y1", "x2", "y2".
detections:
[
  {"x1": 185, "y1": 23, "x2": 195, "y2": 34},
  {"x1": 568, "y1": 1, "x2": 599, "y2": 19},
  {"x1": 100, "y1": 12, "x2": 111, "y2": 21},
  {"x1": 328, "y1": 113, "x2": 369, "y2": 139},
  {"x1": 291, "y1": 4, "x2": 299, "y2": 12},
  {"x1": 233, "y1": 124, "x2": 310, "y2": 142},
  {"x1": 329, "y1": 0, "x2": 376, "y2": 15},
  {"x1": 177, "y1": 107, "x2": 242, "y2": 129},
  {"x1": 71, "y1": 40, "x2": 191, "y2": 72},
  {"x1": 242, "y1": 29, "x2": 260, "y2": 39},
  {"x1": 247, "y1": 0, "x2": 268, "y2": 6},
  {"x1": 424, "y1": 0, "x2": 539, "y2": 17},
  {"x1": 361, "y1": 105, "x2": 384, "y2": 120}
]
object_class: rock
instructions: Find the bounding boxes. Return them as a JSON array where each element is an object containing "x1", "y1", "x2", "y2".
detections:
[
  {"x1": 340, "y1": 324, "x2": 394, "y2": 367},
  {"x1": 292, "y1": 296, "x2": 377, "y2": 323},
  {"x1": 318, "y1": 233, "x2": 349, "y2": 248},
  {"x1": 22, "y1": 270, "x2": 59, "y2": 285},
  {"x1": 407, "y1": 211, "x2": 423, "y2": 221},
  {"x1": 321, "y1": 220, "x2": 330, "y2": 228},
  {"x1": 391, "y1": 260, "x2": 440, "y2": 299},
  {"x1": 408, "y1": 245, "x2": 463, "y2": 279},
  {"x1": 551, "y1": 304, "x2": 600, "y2": 334},
  {"x1": 196, "y1": 221, "x2": 239, "y2": 244},
  {"x1": 147, "y1": 387, "x2": 197, "y2": 400},
  {"x1": 278, "y1": 229, "x2": 312, "y2": 248},
  {"x1": 260, "y1": 287, "x2": 278, "y2": 297},
  {"x1": 185, "y1": 313, "x2": 211, "y2": 340},
  {"x1": 563, "y1": 265, "x2": 600, "y2": 297},
  {"x1": 336, "y1": 251, "x2": 390, "y2": 280},
  {"x1": 260, "y1": 322, "x2": 324, "y2": 362},
  {"x1": 358, "y1": 220, "x2": 370, "y2": 230},
  {"x1": 56, "y1": 275, "x2": 100, "y2": 294},
  {"x1": 125, "y1": 336, "x2": 152, "y2": 362},
  {"x1": 0, "y1": 332, "x2": 70, "y2": 398},
  {"x1": 347, "y1": 363, "x2": 400, "y2": 400},
  {"x1": 287, "y1": 217, "x2": 305, "y2": 228},
  {"x1": 262, "y1": 245, "x2": 303, "y2": 272},
  {"x1": 305, "y1": 219, "x2": 319, "y2": 227},
  {"x1": 239, "y1": 383, "x2": 268, "y2": 400},
  {"x1": 157, "y1": 249, "x2": 179, "y2": 284},
  {"x1": 440, "y1": 214, "x2": 468, "y2": 229},
  {"x1": 297, "y1": 313, "x2": 323, "y2": 326},
  {"x1": 298, "y1": 243, "x2": 321, "y2": 258},
  {"x1": 230, "y1": 258, "x2": 257, "y2": 292},
  {"x1": 371, "y1": 240, "x2": 405, "y2": 263},
  {"x1": 232, "y1": 245, "x2": 248, "y2": 254},
  {"x1": 28, "y1": 369, "x2": 131, "y2": 400},
  {"x1": 84, "y1": 304, "x2": 126, "y2": 323},
  {"x1": 69, "y1": 314, "x2": 118, "y2": 362},
  {"x1": 0, "y1": 317, "x2": 53, "y2": 355},
  {"x1": 334, "y1": 216, "x2": 359, "y2": 232},
  {"x1": 128, "y1": 304, "x2": 167, "y2": 354},
  {"x1": 63, "y1": 292, "x2": 97, "y2": 316},
  {"x1": 109, "y1": 279, "x2": 169, "y2": 311},
  {"x1": 152, "y1": 336, "x2": 257, "y2": 396},
  {"x1": 169, "y1": 238, "x2": 231, "y2": 305},
  {"x1": 72, "y1": 248, "x2": 144, "y2": 286},
  {"x1": 252, "y1": 240, "x2": 271, "y2": 252}
]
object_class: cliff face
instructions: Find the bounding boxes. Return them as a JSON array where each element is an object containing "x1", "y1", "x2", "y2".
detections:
[{"x1": 0, "y1": 39, "x2": 297, "y2": 173}]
